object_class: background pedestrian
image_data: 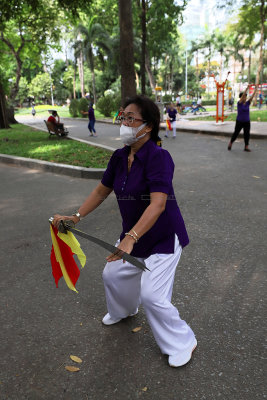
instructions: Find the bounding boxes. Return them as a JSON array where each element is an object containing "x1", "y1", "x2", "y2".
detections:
[{"x1": 228, "y1": 84, "x2": 258, "y2": 152}]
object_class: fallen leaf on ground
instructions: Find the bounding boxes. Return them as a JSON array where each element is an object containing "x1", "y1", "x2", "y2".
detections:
[
  {"x1": 141, "y1": 387, "x2": 148, "y2": 392},
  {"x1": 132, "y1": 326, "x2": 142, "y2": 333},
  {"x1": 65, "y1": 366, "x2": 80, "y2": 372},
  {"x1": 252, "y1": 176, "x2": 260, "y2": 179},
  {"x1": 70, "y1": 355, "x2": 82, "y2": 363}
]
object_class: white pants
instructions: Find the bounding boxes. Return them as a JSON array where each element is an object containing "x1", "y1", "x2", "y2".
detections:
[
  {"x1": 165, "y1": 120, "x2": 176, "y2": 137},
  {"x1": 102, "y1": 235, "x2": 196, "y2": 356}
]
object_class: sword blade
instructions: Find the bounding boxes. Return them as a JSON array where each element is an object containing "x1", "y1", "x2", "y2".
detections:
[
  {"x1": 67, "y1": 226, "x2": 149, "y2": 271},
  {"x1": 49, "y1": 218, "x2": 149, "y2": 272}
]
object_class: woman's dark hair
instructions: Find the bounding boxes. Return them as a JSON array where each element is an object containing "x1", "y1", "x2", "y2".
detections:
[
  {"x1": 52, "y1": 111, "x2": 57, "y2": 116},
  {"x1": 123, "y1": 95, "x2": 160, "y2": 143},
  {"x1": 239, "y1": 92, "x2": 247, "y2": 98}
]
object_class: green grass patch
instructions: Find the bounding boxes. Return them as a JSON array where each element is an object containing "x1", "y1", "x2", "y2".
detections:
[
  {"x1": 192, "y1": 109, "x2": 267, "y2": 122},
  {"x1": 0, "y1": 124, "x2": 112, "y2": 168},
  {"x1": 15, "y1": 105, "x2": 105, "y2": 119}
]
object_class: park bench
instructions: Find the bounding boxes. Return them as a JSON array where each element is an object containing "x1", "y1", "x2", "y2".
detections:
[{"x1": 44, "y1": 120, "x2": 69, "y2": 138}]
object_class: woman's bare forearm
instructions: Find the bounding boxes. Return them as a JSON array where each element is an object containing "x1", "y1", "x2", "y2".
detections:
[
  {"x1": 53, "y1": 183, "x2": 112, "y2": 227},
  {"x1": 77, "y1": 183, "x2": 113, "y2": 218}
]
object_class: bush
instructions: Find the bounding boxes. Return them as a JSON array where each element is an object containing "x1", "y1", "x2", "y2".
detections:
[
  {"x1": 78, "y1": 97, "x2": 89, "y2": 118},
  {"x1": 162, "y1": 94, "x2": 173, "y2": 103},
  {"x1": 202, "y1": 100, "x2": 217, "y2": 106},
  {"x1": 113, "y1": 93, "x2": 122, "y2": 110},
  {"x1": 69, "y1": 99, "x2": 79, "y2": 117},
  {"x1": 96, "y1": 95, "x2": 115, "y2": 117}
]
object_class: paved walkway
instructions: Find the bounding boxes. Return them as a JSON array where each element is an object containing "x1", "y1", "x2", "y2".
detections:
[
  {"x1": 1, "y1": 129, "x2": 266, "y2": 399},
  {"x1": 16, "y1": 114, "x2": 267, "y2": 140},
  {"x1": 89, "y1": 116, "x2": 267, "y2": 139},
  {"x1": 1, "y1": 114, "x2": 264, "y2": 180}
]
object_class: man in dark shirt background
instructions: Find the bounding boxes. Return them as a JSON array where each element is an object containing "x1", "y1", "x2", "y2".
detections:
[{"x1": 165, "y1": 103, "x2": 178, "y2": 139}]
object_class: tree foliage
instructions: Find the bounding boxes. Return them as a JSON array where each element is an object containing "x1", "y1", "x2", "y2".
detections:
[{"x1": 28, "y1": 72, "x2": 52, "y2": 102}]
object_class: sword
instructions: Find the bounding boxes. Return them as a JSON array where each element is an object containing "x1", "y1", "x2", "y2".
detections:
[{"x1": 49, "y1": 217, "x2": 149, "y2": 272}]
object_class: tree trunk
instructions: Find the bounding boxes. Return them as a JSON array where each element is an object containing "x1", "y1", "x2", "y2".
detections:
[
  {"x1": 118, "y1": 0, "x2": 136, "y2": 104},
  {"x1": 89, "y1": 50, "x2": 97, "y2": 105},
  {"x1": 10, "y1": 55, "x2": 23, "y2": 102},
  {"x1": 169, "y1": 60, "x2": 173, "y2": 93},
  {"x1": 140, "y1": 0, "x2": 146, "y2": 95},
  {"x1": 196, "y1": 50, "x2": 199, "y2": 81},
  {"x1": 219, "y1": 52, "x2": 223, "y2": 82},
  {"x1": 248, "y1": 46, "x2": 251, "y2": 83},
  {"x1": 73, "y1": 59, "x2": 77, "y2": 99},
  {"x1": 207, "y1": 58, "x2": 210, "y2": 98},
  {"x1": 0, "y1": 82, "x2": 10, "y2": 129},
  {"x1": 0, "y1": 33, "x2": 24, "y2": 103},
  {"x1": 254, "y1": 0, "x2": 266, "y2": 104},
  {"x1": 135, "y1": 71, "x2": 140, "y2": 89},
  {"x1": 80, "y1": 50, "x2": 84, "y2": 98},
  {"x1": 145, "y1": 49, "x2": 155, "y2": 91}
]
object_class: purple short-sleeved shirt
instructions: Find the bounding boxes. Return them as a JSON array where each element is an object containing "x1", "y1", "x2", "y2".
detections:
[
  {"x1": 237, "y1": 100, "x2": 250, "y2": 122},
  {"x1": 88, "y1": 107, "x2": 95, "y2": 121},
  {"x1": 101, "y1": 139, "x2": 189, "y2": 258},
  {"x1": 167, "y1": 108, "x2": 177, "y2": 121}
]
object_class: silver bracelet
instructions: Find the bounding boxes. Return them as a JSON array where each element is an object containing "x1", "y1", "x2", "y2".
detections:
[{"x1": 72, "y1": 212, "x2": 83, "y2": 220}]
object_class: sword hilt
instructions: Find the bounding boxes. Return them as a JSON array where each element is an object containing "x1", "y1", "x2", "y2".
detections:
[{"x1": 49, "y1": 217, "x2": 75, "y2": 233}]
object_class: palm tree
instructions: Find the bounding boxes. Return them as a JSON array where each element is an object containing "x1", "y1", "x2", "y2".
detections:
[
  {"x1": 214, "y1": 30, "x2": 228, "y2": 82},
  {"x1": 226, "y1": 34, "x2": 245, "y2": 84},
  {"x1": 198, "y1": 32, "x2": 216, "y2": 97},
  {"x1": 190, "y1": 39, "x2": 202, "y2": 83},
  {"x1": 73, "y1": 37, "x2": 85, "y2": 98},
  {"x1": 76, "y1": 17, "x2": 111, "y2": 104},
  {"x1": 118, "y1": 0, "x2": 136, "y2": 103}
]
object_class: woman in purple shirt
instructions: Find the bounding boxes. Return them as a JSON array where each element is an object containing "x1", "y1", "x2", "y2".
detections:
[
  {"x1": 165, "y1": 103, "x2": 178, "y2": 138},
  {"x1": 228, "y1": 84, "x2": 258, "y2": 152},
  {"x1": 53, "y1": 96, "x2": 196, "y2": 367}
]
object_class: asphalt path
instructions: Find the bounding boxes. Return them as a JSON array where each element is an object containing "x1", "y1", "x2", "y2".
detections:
[{"x1": 1, "y1": 117, "x2": 266, "y2": 399}]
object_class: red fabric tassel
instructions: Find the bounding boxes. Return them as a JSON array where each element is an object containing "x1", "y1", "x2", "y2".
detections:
[
  {"x1": 50, "y1": 225, "x2": 80, "y2": 289},
  {"x1": 50, "y1": 246, "x2": 62, "y2": 288}
]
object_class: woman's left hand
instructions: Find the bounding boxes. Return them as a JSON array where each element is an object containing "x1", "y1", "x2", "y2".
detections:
[{"x1": 106, "y1": 236, "x2": 135, "y2": 263}]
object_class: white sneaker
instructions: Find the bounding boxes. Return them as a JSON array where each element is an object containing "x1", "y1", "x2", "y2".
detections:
[
  {"x1": 102, "y1": 313, "x2": 121, "y2": 325},
  {"x1": 168, "y1": 338, "x2": 197, "y2": 367},
  {"x1": 102, "y1": 309, "x2": 138, "y2": 326}
]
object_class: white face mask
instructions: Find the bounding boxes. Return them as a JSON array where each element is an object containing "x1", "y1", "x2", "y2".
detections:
[{"x1": 120, "y1": 123, "x2": 147, "y2": 146}]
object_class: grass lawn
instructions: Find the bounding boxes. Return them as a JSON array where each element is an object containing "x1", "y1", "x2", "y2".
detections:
[
  {"x1": 193, "y1": 109, "x2": 267, "y2": 122},
  {"x1": 0, "y1": 124, "x2": 112, "y2": 168},
  {"x1": 15, "y1": 105, "x2": 106, "y2": 120}
]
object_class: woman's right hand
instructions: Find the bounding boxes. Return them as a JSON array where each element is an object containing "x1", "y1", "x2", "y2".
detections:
[{"x1": 52, "y1": 214, "x2": 79, "y2": 229}]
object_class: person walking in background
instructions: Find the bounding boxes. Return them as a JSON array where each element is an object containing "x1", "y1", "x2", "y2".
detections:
[
  {"x1": 176, "y1": 94, "x2": 181, "y2": 113},
  {"x1": 86, "y1": 103, "x2": 97, "y2": 137},
  {"x1": 165, "y1": 103, "x2": 178, "y2": 139},
  {"x1": 196, "y1": 96, "x2": 206, "y2": 112},
  {"x1": 229, "y1": 96, "x2": 234, "y2": 112},
  {"x1": 31, "y1": 103, "x2": 36, "y2": 117},
  {"x1": 258, "y1": 93, "x2": 263, "y2": 109},
  {"x1": 228, "y1": 84, "x2": 258, "y2": 152},
  {"x1": 52, "y1": 95, "x2": 197, "y2": 368}
]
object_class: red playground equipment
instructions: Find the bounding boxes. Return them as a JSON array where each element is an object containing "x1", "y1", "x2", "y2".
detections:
[{"x1": 210, "y1": 71, "x2": 231, "y2": 124}]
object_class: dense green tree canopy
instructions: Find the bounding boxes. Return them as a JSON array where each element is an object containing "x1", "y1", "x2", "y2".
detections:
[{"x1": 0, "y1": 0, "x2": 265, "y2": 114}]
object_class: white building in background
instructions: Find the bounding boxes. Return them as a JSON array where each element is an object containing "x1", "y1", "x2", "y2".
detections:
[
  {"x1": 180, "y1": 0, "x2": 236, "y2": 96},
  {"x1": 180, "y1": 0, "x2": 227, "y2": 44}
]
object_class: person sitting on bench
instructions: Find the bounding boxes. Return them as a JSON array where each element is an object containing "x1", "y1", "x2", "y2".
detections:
[{"x1": 47, "y1": 111, "x2": 65, "y2": 133}]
